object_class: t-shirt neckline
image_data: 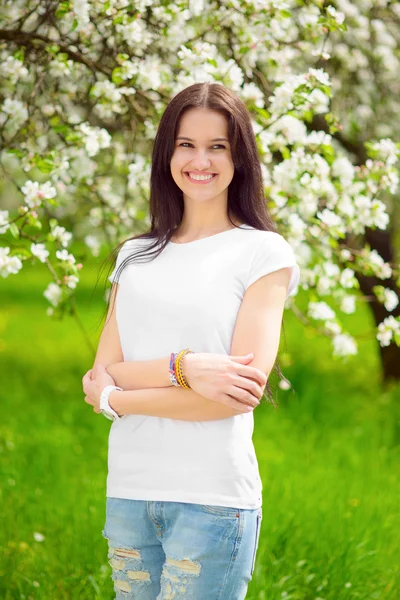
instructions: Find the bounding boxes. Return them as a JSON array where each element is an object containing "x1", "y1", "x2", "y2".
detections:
[{"x1": 168, "y1": 224, "x2": 254, "y2": 246}]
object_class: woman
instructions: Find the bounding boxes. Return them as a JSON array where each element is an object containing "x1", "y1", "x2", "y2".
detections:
[{"x1": 82, "y1": 82, "x2": 300, "y2": 599}]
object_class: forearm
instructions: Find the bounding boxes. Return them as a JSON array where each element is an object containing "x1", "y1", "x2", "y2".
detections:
[
  {"x1": 109, "y1": 386, "x2": 241, "y2": 422},
  {"x1": 106, "y1": 357, "x2": 172, "y2": 390}
]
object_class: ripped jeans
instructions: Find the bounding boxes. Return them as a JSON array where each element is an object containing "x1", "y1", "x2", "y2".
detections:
[{"x1": 102, "y1": 497, "x2": 262, "y2": 600}]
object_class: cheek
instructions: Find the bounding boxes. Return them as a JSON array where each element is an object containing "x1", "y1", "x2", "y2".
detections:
[{"x1": 170, "y1": 153, "x2": 184, "y2": 172}]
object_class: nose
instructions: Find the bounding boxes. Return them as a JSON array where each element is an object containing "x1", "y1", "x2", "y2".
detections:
[{"x1": 189, "y1": 149, "x2": 212, "y2": 170}]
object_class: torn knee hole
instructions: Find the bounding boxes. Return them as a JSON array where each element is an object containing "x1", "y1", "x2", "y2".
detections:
[
  {"x1": 115, "y1": 580, "x2": 131, "y2": 593},
  {"x1": 111, "y1": 547, "x2": 141, "y2": 560},
  {"x1": 110, "y1": 557, "x2": 126, "y2": 570},
  {"x1": 166, "y1": 556, "x2": 201, "y2": 575}
]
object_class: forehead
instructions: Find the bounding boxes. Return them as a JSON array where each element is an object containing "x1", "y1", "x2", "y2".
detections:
[{"x1": 177, "y1": 108, "x2": 228, "y2": 137}]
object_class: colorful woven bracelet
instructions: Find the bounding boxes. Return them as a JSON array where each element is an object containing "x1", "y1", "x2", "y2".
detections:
[{"x1": 168, "y1": 352, "x2": 179, "y2": 387}]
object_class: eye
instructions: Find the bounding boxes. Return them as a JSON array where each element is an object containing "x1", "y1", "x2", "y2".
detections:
[{"x1": 178, "y1": 143, "x2": 226, "y2": 149}]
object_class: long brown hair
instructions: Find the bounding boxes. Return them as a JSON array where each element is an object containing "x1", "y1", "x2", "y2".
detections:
[{"x1": 101, "y1": 82, "x2": 293, "y2": 405}]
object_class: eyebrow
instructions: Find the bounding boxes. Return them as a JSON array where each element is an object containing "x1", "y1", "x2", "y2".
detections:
[{"x1": 176, "y1": 136, "x2": 229, "y2": 142}]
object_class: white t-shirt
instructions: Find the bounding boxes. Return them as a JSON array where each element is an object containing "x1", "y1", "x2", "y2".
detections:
[{"x1": 106, "y1": 224, "x2": 300, "y2": 509}]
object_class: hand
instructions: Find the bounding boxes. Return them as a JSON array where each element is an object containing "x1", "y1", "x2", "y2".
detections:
[
  {"x1": 82, "y1": 364, "x2": 116, "y2": 414},
  {"x1": 183, "y1": 352, "x2": 267, "y2": 413}
]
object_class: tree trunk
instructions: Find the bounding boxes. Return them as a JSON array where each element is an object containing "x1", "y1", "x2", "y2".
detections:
[{"x1": 355, "y1": 225, "x2": 400, "y2": 386}]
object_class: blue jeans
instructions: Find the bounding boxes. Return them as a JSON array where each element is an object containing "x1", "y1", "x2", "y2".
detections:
[{"x1": 102, "y1": 497, "x2": 262, "y2": 599}]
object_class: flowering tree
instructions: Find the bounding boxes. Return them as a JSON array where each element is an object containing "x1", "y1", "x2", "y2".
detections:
[{"x1": 0, "y1": 0, "x2": 399, "y2": 383}]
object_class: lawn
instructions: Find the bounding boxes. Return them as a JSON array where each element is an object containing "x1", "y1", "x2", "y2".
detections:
[{"x1": 0, "y1": 250, "x2": 399, "y2": 599}]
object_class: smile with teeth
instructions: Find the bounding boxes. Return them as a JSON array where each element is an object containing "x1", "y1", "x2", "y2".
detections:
[{"x1": 185, "y1": 172, "x2": 217, "y2": 183}]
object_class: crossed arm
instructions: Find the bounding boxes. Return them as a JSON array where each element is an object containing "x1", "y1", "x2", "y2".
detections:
[{"x1": 91, "y1": 267, "x2": 292, "y2": 421}]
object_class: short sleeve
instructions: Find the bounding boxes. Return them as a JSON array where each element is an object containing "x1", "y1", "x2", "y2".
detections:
[
  {"x1": 108, "y1": 240, "x2": 133, "y2": 284},
  {"x1": 246, "y1": 232, "x2": 300, "y2": 299}
]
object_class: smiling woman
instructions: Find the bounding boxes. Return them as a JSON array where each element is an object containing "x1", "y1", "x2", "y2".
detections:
[
  {"x1": 169, "y1": 107, "x2": 235, "y2": 236},
  {"x1": 86, "y1": 82, "x2": 300, "y2": 600}
]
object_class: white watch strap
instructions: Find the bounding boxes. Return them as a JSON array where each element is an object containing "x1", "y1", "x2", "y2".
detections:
[{"x1": 100, "y1": 385, "x2": 123, "y2": 421}]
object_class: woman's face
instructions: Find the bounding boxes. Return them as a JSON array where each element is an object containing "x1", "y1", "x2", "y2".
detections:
[{"x1": 170, "y1": 107, "x2": 234, "y2": 203}]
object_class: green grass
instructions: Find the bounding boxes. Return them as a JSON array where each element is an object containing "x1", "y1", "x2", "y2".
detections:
[{"x1": 0, "y1": 253, "x2": 399, "y2": 599}]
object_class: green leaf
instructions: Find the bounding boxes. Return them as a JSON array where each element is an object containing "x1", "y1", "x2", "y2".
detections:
[
  {"x1": 303, "y1": 109, "x2": 313, "y2": 123},
  {"x1": 46, "y1": 44, "x2": 61, "y2": 55},
  {"x1": 7, "y1": 149, "x2": 25, "y2": 158},
  {"x1": 9, "y1": 223, "x2": 20, "y2": 239},
  {"x1": 111, "y1": 68, "x2": 124, "y2": 85},
  {"x1": 254, "y1": 107, "x2": 271, "y2": 121},
  {"x1": 15, "y1": 248, "x2": 31, "y2": 259},
  {"x1": 113, "y1": 14, "x2": 125, "y2": 25},
  {"x1": 35, "y1": 158, "x2": 55, "y2": 173},
  {"x1": 14, "y1": 49, "x2": 25, "y2": 62},
  {"x1": 55, "y1": 1, "x2": 70, "y2": 19}
]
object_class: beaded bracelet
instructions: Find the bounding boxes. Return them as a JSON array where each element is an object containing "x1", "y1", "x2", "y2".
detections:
[
  {"x1": 175, "y1": 348, "x2": 192, "y2": 389},
  {"x1": 168, "y1": 348, "x2": 194, "y2": 389}
]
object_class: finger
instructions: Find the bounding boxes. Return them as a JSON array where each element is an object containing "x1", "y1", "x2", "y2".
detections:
[
  {"x1": 222, "y1": 394, "x2": 255, "y2": 413},
  {"x1": 239, "y1": 377, "x2": 264, "y2": 400},
  {"x1": 230, "y1": 384, "x2": 260, "y2": 407},
  {"x1": 84, "y1": 395, "x2": 94, "y2": 406},
  {"x1": 239, "y1": 366, "x2": 267, "y2": 386},
  {"x1": 82, "y1": 371, "x2": 91, "y2": 388}
]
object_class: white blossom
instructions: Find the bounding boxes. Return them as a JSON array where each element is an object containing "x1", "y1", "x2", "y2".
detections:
[
  {"x1": 340, "y1": 295, "x2": 356, "y2": 314},
  {"x1": 332, "y1": 333, "x2": 357, "y2": 357},
  {"x1": 0, "y1": 210, "x2": 10, "y2": 234},
  {"x1": 21, "y1": 180, "x2": 57, "y2": 209},
  {"x1": 326, "y1": 5, "x2": 345, "y2": 25},
  {"x1": 269, "y1": 115, "x2": 307, "y2": 145},
  {"x1": 56, "y1": 249, "x2": 76, "y2": 265},
  {"x1": 278, "y1": 379, "x2": 291, "y2": 390},
  {"x1": 383, "y1": 289, "x2": 399, "y2": 312},
  {"x1": 0, "y1": 56, "x2": 29, "y2": 84},
  {"x1": 78, "y1": 123, "x2": 112, "y2": 157},
  {"x1": 371, "y1": 138, "x2": 399, "y2": 166},
  {"x1": 31, "y1": 243, "x2": 49, "y2": 263},
  {"x1": 0, "y1": 247, "x2": 23, "y2": 278},
  {"x1": 71, "y1": 0, "x2": 90, "y2": 30},
  {"x1": 51, "y1": 225, "x2": 72, "y2": 248},
  {"x1": 65, "y1": 275, "x2": 79, "y2": 289},
  {"x1": 43, "y1": 283, "x2": 62, "y2": 307},
  {"x1": 364, "y1": 249, "x2": 392, "y2": 279},
  {"x1": 340, "y1": 268, "x2": 357, "y2": 288},
  {"x1": 377, "y1": 316, "x2": 400, "y2": 347},
  {"x1": 332, "y1": 157, "x2": 355, "y2": 187},
  {"x1": 308, "y1": 301, "x2": 336, "y2": 321},
  {"x1": 1, "y1": 98, "x2": 28, "y2": 128}
]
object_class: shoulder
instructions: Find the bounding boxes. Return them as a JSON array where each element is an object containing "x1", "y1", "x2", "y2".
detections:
[{"x1": 245, "y1": 229, "x2": 295, "y2": 255}]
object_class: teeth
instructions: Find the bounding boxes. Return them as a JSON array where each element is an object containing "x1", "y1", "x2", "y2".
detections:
[{"x1": 188, "y1": 172, "x2": 215, "y2": 181}]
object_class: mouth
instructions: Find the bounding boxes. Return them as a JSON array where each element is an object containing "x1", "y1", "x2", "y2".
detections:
[{"x1": 184, "y1": 172, "x2": 218, "y2": 184}]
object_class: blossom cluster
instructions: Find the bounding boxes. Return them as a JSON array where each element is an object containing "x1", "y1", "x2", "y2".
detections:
[{"x1": 0, "y1": 0, "x2": 399, "y2": 360}]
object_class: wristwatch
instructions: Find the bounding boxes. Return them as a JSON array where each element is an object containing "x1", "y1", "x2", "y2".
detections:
[{"x1": 100, "y1": 385, "x2": 123, "y2": 421}]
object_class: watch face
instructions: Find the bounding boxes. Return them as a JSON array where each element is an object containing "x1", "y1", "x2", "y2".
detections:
[{"x1": 100, "y1": 409, "x2": 116, "y2": 421}]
